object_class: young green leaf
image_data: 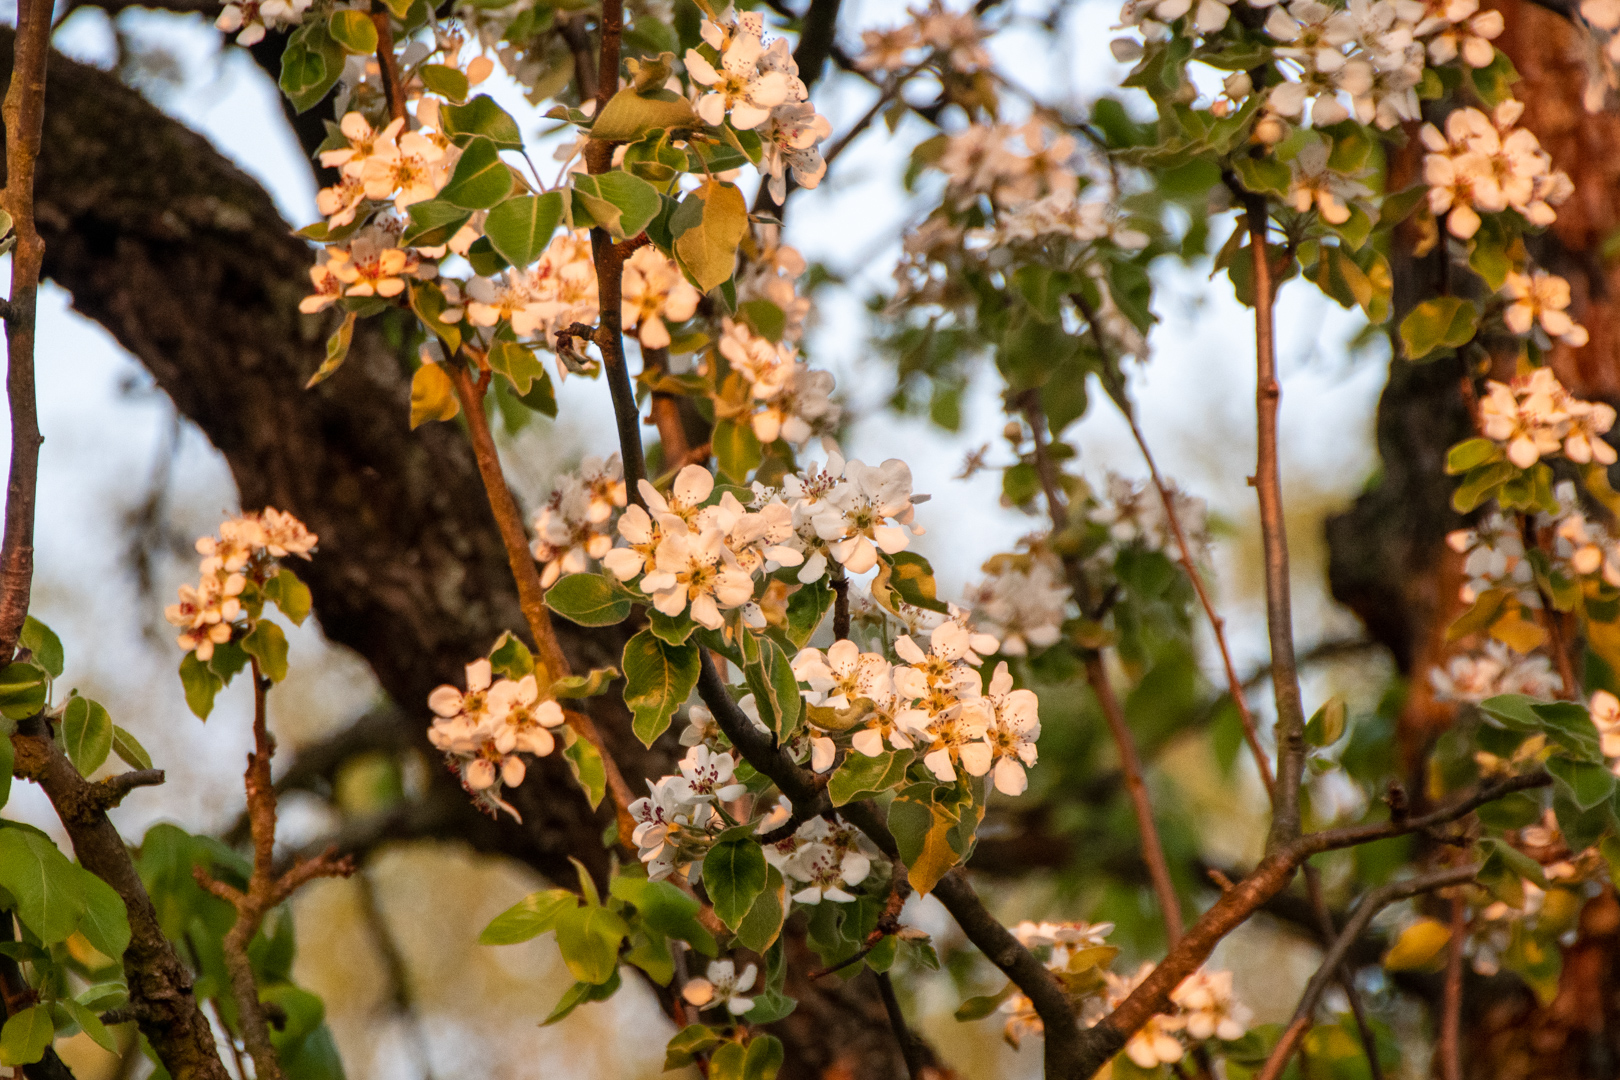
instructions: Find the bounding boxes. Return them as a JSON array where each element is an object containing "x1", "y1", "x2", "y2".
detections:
[
  {"x1": 438, "y1": 136, "x2": 515, "y2": 210},
  {"x1": 0, "y1": 827, "x2": 87, "y2": 944},
  {"x1": 484, "y1": 192, "x2": 565, "y2": 268},
  {"x1": 441, "y1": 95, "x2": 524, "y2": 149},
  {"x1": 62, "y1": 696, "x2": 113, "y2": 777},
  {"x1": 479, "y1": 888, "x2": 576, "y2": 945},
  {"x1": 326, "y1": 10, "x2": 379, "y2": 53},
  {"x1": 0, "y1": 662, "x2": 46, "y2": 720},
  {"x1": 672, "y1": 179, "x2": 748, "y2": 292},
  {"x1": 0, "y1": 1005, "x2": 53, "y2": 1066},
  {"x1": 178, "y1": 652, "x2": 223, "y2": 720},
  {"x1": 19, "y1": 617, "x2": 62, "y2": 679},
  {"x1": 702, "y1": 837, "x2": 768, "y2": 931},
  {"x1": 622, "y1": 630, "x2": 700, "y2": 747},
  {"x1": 243, "y1": 619, "x2": 290, "y2": 683},
  {"x1": 1399, "y1": 297, "x2": 1478, "y2": 361},
  {"x1": 409, "y1": 363, "x2": 461, "y2": 429},
  {"x1": 545, "y1": 574, "x2": 632, "y2": 626},
  {"x1": 562, "y1": 729, "x2": 608, "y2": 810}
]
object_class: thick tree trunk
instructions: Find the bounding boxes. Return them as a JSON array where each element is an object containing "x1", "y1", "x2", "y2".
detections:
[{"x1": 9, "y1": 31, "x2": 920, "y2": 1078}]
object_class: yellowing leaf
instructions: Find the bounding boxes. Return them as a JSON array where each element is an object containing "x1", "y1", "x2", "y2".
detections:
[
  {"x1": 409, "y1": 364, "x2": 461, "y2": 429},
  {"x1": 1383, "y1": 918, "x2": 1452, "y2": 971},
  {"x1": 673, "y1": 179, "x2": 747, "y2": 293}
]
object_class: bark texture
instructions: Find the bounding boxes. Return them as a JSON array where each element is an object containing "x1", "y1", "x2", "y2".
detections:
[{"x1": 12, "y1": 32, "x2": 911, "y2": 1078}]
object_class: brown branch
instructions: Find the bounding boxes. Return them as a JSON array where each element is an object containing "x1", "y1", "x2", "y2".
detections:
[
  {"x1": 873, "y1": 970, "x2": 929, "y2": 1080},
  {"x1": 444, "y1": 365, "x2": 639, "y2": 844},
  {"x1": 641, "y1": 345, "x2": 693, "y2": 469},
  {"x1": 1022, "y1": 390, "x2": 1181, "y2": 943},
  {"x1": 1438, "y1": 892, "x2": 1466, "y2": 1080},
  {"x1": 370, "y1": 3, "x2": 407, "y2": 125},
  {"x1": 0, "y1": 0, "x2": 52, "y2": 662},
  {"x1": 1241, "y1": 188, "x2": 1307, "y2": 847},
  {"x1": 1085, "y1": 653, "x2": 1182, "y2": 943},
  {"x1": 1254, "y1": 864, "x2": 1478, "y2": 1080},
  {"x1": 10, "y1": 730, "x2": 229, "y2": 1080},
  {"x1": 86, "y1": 768, "x2": 165, "y2": 811}
]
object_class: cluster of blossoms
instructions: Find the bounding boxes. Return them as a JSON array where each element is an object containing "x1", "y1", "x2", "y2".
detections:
[
  {"x1": 1478, "y1": 368, "x2": 1615, "y2": 470},
  {"x1": 1446, "y1": 511, "x2": 1535, "y2": 607},
  {"x1": 1430, "y1": 640, "x2": 1563, "y2": 704},
  {"x1": 762, "y1": 816, "x2": 882, "y2": 903},
  {"x1": 1115, "y1": 0, "x2": 1502, "y2": 133},
  {"x1": 216, "y1": 0, "x2": 310, "y2": 46},
  {"x1": 427, "y1": 659, "x2": 566, "y2": 820},
  {"x1": 621, "y1": 246, "x2": 702, "y2": 350},
  {"x1": 301, "y1": 224, "x2": 436, "y2": 313},
  {"x1": 854, "y1": 0, "x2": 994, "y2": 74},
  {"x1": 965, "y1": 548, "x2": 1071, "y2": 658},
  {"x1": 1502, "y1": 271, "x2": 1592, "y2": 349},
  {"x1": 628, "y1": 744, "x2": 746, "y2": 879},
  {"x1": 1287, "y1": 140, "x2": 1373, "y2": 225},
  {"x1": 999, "y1": 922, "x2": 1251, "y2": 1062},
  {"x1": 937, "y1": 122, "x2": 1077, "y2": 210},
  {"x1": 605, "y1": 455, "x2": 922, "y2": 631},
  {"x1": 682, "y1": 959, "x2": 759, "y2": 1015},
  {"x1": 1086, "y1": 473, "x2": 1211, "y2": 563},
  {"x1": 529, "y1": 455, "x2": 628, "y2": 587},
  {"x1": 165, "y1": 509, "x2": 317, "y2": 661},
  {"x1": 1422, "y1": 102, "x2": 1574, "y2": 240},
  {"x1": 794, "y1": 625, "x2": 1041, "y2": 794},
  {"x1": 990, "y1": 189, "x2": 1150, "y2": 251},
  {"x1": 314, "y1": 107, "x2": 465, "y2": 230},
  {"x1": 685, "y1": 11, "x2": 832, "y2": 202},
  {"x1": 716, "y1": 320, "x2": 840, "y2": 446},
  {"x1": 462, "y1": 231, "x2": 602, "y2": 354},
  {"x1": 735, "y1": 229, "x2": 812, "y2": 344}
]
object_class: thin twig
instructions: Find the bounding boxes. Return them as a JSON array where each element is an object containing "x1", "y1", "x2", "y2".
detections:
[
  {"x1": 1240, "y1": 188, "x2": 1307, "y2": 847},
  {"x1": 1023, "y1": 392, "x2": 1181, "y2": 943},
  {"x1": 1085, "y1": 653, "x2": 1182, "y2": 944},
  {"x1": 0, "y1": 0, "x2": 52, "y2": 663},
  {"x1": 445, "y1": 364, "x2": 640, "y2": 843},
  {"x1": 1254, "y1": 864, "x2": 1478, "y2": 1080},
  {"x1": 874, "y1": 970, "x2": 929, "y2": 1080},
  {"x1": 1302, "y1": 864, "x2": 1384, "y2": 1080}
]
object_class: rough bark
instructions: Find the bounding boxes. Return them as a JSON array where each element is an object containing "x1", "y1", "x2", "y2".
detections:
[{"x1": 14, "y1": 32, "x2": 908, "y2": 1078}]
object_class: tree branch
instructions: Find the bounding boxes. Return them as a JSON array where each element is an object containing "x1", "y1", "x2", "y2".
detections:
[
  {"x1": 0, "y1": 0, "x2": 52, "y2": 662},
  {"x1": 1254, "y1": 863, "x2": 1478, "y2": 1080}
]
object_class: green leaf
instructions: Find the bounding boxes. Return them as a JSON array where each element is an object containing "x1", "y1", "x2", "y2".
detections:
[
  {"x1": 740, "y1": 632, "x2": 800, "y2": 739},
  {"x1": 0, "y1": 662, "x2": 46, "y2": 720},
  {"x1": 591, "y1": 87, "x2": 697, "y2": 142},
  {"x1": 262, "y1": 569, "x2": 313, "y2": 627},
  {"x1": 553, "y1": 903, "x2": 629, "y2": 984},
  {"x1": 1304, "y1": 696, "x2": 1346, "y2": 748},
  {"x1": 784, "y1": 581, "x2": 832, "y2": 649},
  {"x1": 552, "y1": 666, "x2": 618, "y2": 699},
  {"x1": 1446, "y1": 437, "x2": 1502, "y2": 474},
  {"x1": 1399, "y1": 297, "x2": 1478, "y2": 361},
  {"x1": 441, "y1": 95, "x2": 524, "y2": 150},
  {"x1": 734, "y1": 866, "x2": 786, "y2": 953},
  {"x1": 400, "y1": 199, "x2": 474, "y2": 250},
  {"x1": 1467, "y1": 48, "x2": 1519, "y2": 106},
  {"x1": 487, "y1": 340, "x2": 548, "y2": 397},
  {"x1": 438, "y1": 136, "x2": 514, "y2": 210},
  {"x1": 571, "y1": 170, "x2": 661, "y2": 241},
  {"x1": 20, "y1": 617, "x2": 62, "y2": 679},
  {"x1": 410, "y1": 363, "x2": 461, "y2": 429},
  {"x1": 710, "y1": 1041, "x2": 747, "y2": 1080},
  {"x1": 418, "y1": 63, "x2": 469, "y2": 102},
  {"x1": 409, "y1": 280, "x2": 463, "y2": 355},
  {"x1": 243, "y1": 620, "x2": 290, "y2": 684},
  {"x1": 74, "y1": 869, "x2": 131, "y2": 961},
  {"x1": 62, "y1": 696, "x2": 112, "y2": 777},
  {"x1": 487, "y1": 631, "x2": 535, "y2": 680},
  {"x1": 0, "y1": 1006, "x2": 53, "y2": 1066},
  {"x1": 278, "y1": 22, "x2": 345, "y2": 114},
  {"x1": 743, "y1": 1034, "x2": 784, "y2": 1080},
  {"x1": 75, "y1": 984, "x2": 127, "y2": 1014},
  {"x1": 828, "y1": 750, "x2": 909, "y2": 806},
  {"x1": 542, "y1": 970, "x2": 622, "y2": 1024},
  {"x1": 672, "y1": 179, "x2": 748, "y2": 292},
  {"x1": 610, "y1": 874, "x2": 717, "y2": 956},
  {"x1": 703, "y1": 838, "x2": 768, "y2": 931},
  {"x1": 712, "y1": 418, "x2": 762, "y2": 481},
  {"x1": 111, "y1": 726, "x2": 153, "y2": 771},
  {"x1": 1533, "y1": 701, "x2": 1605, "y2": 763},
  {"x1": 484, "y1": 192, "x2": 565, "y2": 269},
  {"x1": 545, "y1": 574, "x2": 632, "y2": 627},
  {"x1": 1548, "y1": 757, "x2": 1616, "y2": 811},
  {"x1": 479, "y1": 889, "x2": 576, "y2": 945},
  {"x1": 562, "y1": 729, "x2": 608, "y2": 810},
  {"x1": 0, "y1": 827, "x2": 86, "y2": 944},
  {"x1": 623, "y1": 631, "x2": 700, "y2": 747},
  {"x1": 1232, "y1": 154, "x2": 1292, "y2": 199},
  {"x1": 955, "y1": 983, "x2": 1015, "y2": 1021},
  {"x1": 0, "y1": 727, "x2": 14, "y2": 811},
  {"x1": 60, "y1": 998, "x2": 115, "y2": 1053},
  {"x1": 178, "y1": 652, "x2": 223, "y2": 720},
  {"x1": 873, "y1": 551, "x2": 950, "y2": 615},
  {"x1": 326, "y1": 9, "x2": 378, "y2": 53},
  {"x1": 664, "y1": 1024, "x2": 722, "y2": 1070},
  {"x1": 305, "y1": 311, "x2": 357, "y2": 390}
]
